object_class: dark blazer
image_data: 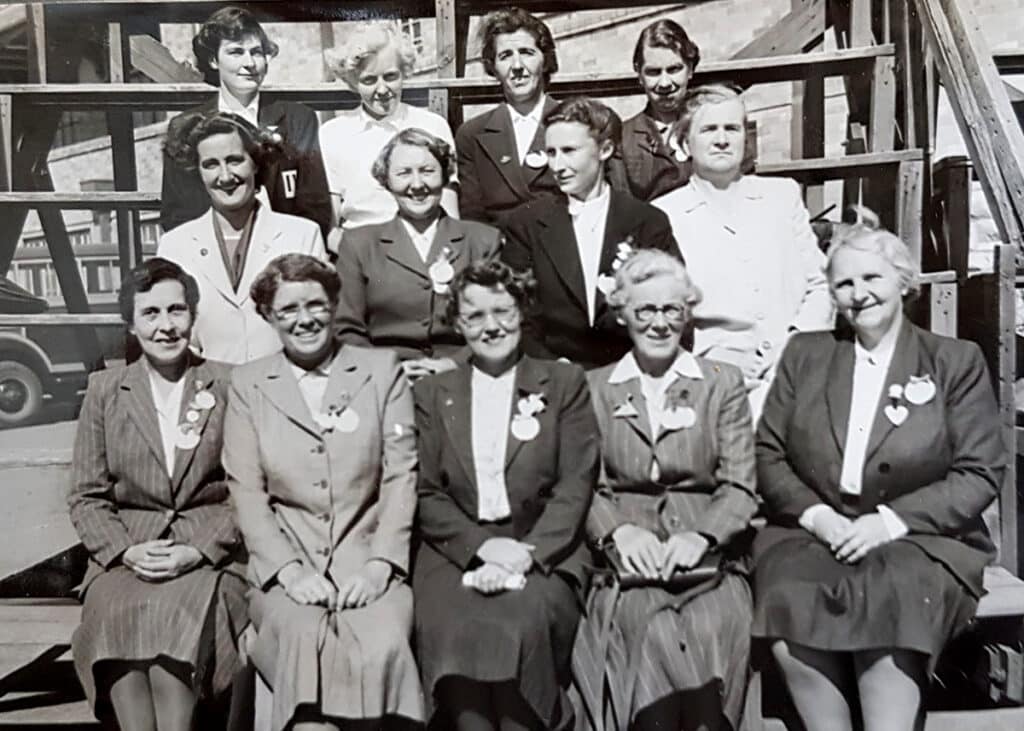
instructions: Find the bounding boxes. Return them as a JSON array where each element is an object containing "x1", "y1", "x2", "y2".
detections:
[
  {"x1": 608, "y1": 107, "x2": 691, "y2": 202},
  {"x1": 160, "y1": 95, "x2": 332, "y2": 238},
  {"x1": 412, "y1": 356, "x2": 599, "y2": 587},
  {"x1": 68, "y1": 356, "x2": 240, "y2": 590},
  {"x1": 335, "y1": 214, "x2": 503, "y2": 360},
  {"x1": 755, "y1": 320, "x2": 1006, "y2": 597},
  {"x1": 455, "y1": 98, "x2": 561, "y2": 226},
  {"x1": 501, "y1": 191, "x2": 679, "y2": 369}
]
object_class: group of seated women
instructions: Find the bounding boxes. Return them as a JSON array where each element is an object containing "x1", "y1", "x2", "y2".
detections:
[{"x1": 66, "y1": 5, "x2": 1005, "y2": 731}]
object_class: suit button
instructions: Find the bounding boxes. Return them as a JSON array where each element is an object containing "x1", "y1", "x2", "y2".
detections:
[
  {"x1": 422, "y1": 282, "x2": 431, "y2": 291},
  {"x1": 313, "y1": 444, "x2": 325, "y2": 454},
  {"x1": 164, "y1": 509, "x2": 176, "y2": 520},
  {"x1": 320, "y1": 513, "x2": 330, "y2": 522},
  {"x1": 879, "y1": 463, "x2": 891, "y2": 474},
  {"x1": 318, "y1": 479, "x2": 328, "y2": 489},
  {"x1": 761, "y1": 340, "x2": 773, "y2": 351},
  {"x1": 319, "y1": 547, "x2": 330, "y2": 556}
]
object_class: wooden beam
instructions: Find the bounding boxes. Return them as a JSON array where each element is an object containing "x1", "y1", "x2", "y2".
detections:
[
  {"x1": 928, "y1": 281, "x2": 957, "y2": 336},
  {"x1": 912, "y1": 0, "x2": 1024, "y2": 251},
  {"x1": 732, "y1": 0, "x2": 825, "y2": 59},
  {"x1": 454, "y1": 9, "x2": 471, "y2": 77},
  {"x1": 107, "y1": 110, "x2": 141, "y2": 272},
  {"x1": 994, "y1": 244, "x2": 1018, "y2": 574},
  {"x1": 870, "y1": 55, "x2": 896, "y2": 151},
  {"x1": 897, "y1": 158, "x2": 924, "y2": 264},
  {"x1": 0, "y1": 191, "x2": 160, "y2": 208},
  {"x1": 0, "y1": 95, "x2": 10, "y2": 193},
  {"x1": 25, "y1": 4, "x2": 46, "y2": 83},
  {"x1": 107, "y1": 21, "x2": 126, "y2": 83},
  {"x1": 849, "y1": 0, "x2": 874, "y2": 46},
  {"x1": 129, "y1": 34, "x2": 203, "y2": 83},
  {"x1": 435, "y1": 0, "x2": 457, "y2": 79}
]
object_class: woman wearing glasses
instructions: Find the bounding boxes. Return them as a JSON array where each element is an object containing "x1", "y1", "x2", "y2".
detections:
[
  {"x1": 223, "y1": 254, "x2": 423, "y2": 730},
  {"x1": 412, "y1": 259, "x2": 599, "y2": 731},
  {"x1": 571, "y1": 250, "x2": 758, "y2": 731}
]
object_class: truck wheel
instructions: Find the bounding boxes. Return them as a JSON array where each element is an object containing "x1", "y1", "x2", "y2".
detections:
[{"x1": 0, "y1": 361, "x2": 44, "y2": 427}]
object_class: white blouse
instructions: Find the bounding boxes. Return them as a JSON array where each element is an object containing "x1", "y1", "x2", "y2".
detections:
[
  {"x1": 147, "y1": 365, "x2": 186, "y2": 478},
  {"x1": 471, "y1": 366, "x2": 516, "y2": 522}
]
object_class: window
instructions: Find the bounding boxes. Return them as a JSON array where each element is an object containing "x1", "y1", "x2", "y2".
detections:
[
  {"x1": 401, "y1": 19, "x2": 424, "y2": 54},
  {"x1": 140, "y1": 221, "x2": 161, "y2": 245}
]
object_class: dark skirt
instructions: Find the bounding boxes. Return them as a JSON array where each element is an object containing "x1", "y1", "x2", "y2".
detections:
[
  {"x1": 752, "y1": 529, "x2": 977, "y2": 668},
  {"x1": 413, "y1": 543, "x2": 581, "y2": 728},
  {"x1": 72, "y1": 564, "x2": 248, "y2": 711},
  {"x1": 572, "y1": 571, "x2": 752, "y2": 731}
]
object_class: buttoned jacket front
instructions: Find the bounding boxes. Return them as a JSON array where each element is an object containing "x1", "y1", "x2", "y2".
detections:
[{"x1": 609, "y1": 108, "x2": 691, "y2": 202}]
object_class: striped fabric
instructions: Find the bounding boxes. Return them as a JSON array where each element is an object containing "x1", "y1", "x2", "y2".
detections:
[{"x1": 572, "y1": 354, "x2": 758, "y2": 731}]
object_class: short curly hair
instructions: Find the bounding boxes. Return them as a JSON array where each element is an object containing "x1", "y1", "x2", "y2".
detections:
[
  {"x1": 324, "y1": 21, "x2": 417, "y2": 89},
  {"x1": 251, "y1": 254, "x2": 342, "y2": 322},
  {"x1": 163, "y1": 111, "x2": 266, "y2": 172},
  {"x1": 479, "y1": 8, "x2": 558, "y2": 85},
  {"x1": 192, "y1": 6, "x2": 279, "y2": 87},
  {"x1": 446, "y1": 259, "x2": 538, "y2": 326},
  {"x1": 371, "y1": 127, "x2": 455, "y2": 190},
  {"x1": 543, "y1": 96, "x2": 622, "y2": 151},
  {"x1": 606, "y1": 249, "x2": 702, "y2": 314},
  {"x1": 825, "y1": 222, "x2": 921, "y2": 297},
  {"x1": 632, "y1": 19, "x2": 700, "y2": 74},
  {"x1": 118, "y1": 257, "x2": 200, "y2": 325},
  {"x1": 675, "y1": 83, "x2": 756, "y2": 173}
]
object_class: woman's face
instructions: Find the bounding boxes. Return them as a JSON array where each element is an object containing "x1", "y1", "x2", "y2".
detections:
[
  {"x1": 454, "y1": 283, "x2": 522, "y2": 370},
  {"x1": 683, "y1": 97, "x2": 746, "y2": 182},
  {"x1": 212, "y1": 34, "x2": 268, "y2": 102},
  {"x1": 267, "y1": 280, "x2": 335, "y2": 367},
  {"x1": 545, "y1": 121, "x2": 613, "y2": 200},
  {"x1": 387, "y1": 142, "x2": 445, "y2": 222},
  {"x1": 356, "y1": 45, "x2": 404, "y2": 119},
  {"x1": 492, "y1": 29, "x2": 546, "y2": 107},
  {"x1": 638, "y1": 44, "x2": 691, "y2": 118},
  {"x1": 828, "y1": 246, "x2": 905, "y2": 339},
  {"x1": 197, "y1": 130, "x2": 257, "y2": 214},
  {"x1": 619, "y1": 274, "x2": 691, "y2": 368},
  {"x1": 130, "y1": 279, "x2": 194, "y2": 369}
]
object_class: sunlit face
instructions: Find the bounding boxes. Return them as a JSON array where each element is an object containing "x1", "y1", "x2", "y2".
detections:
[
  {"x1": 268, "y1": 280, "x2": 335, "y2": 367},
  {"x1": 619, "y1": 274, "x2": 690, "y2": 367},
  {"x1": 386, "y1": 142, "x2": 445, "y2": 222},
  {"x1": 356, "y1": 45, "x2": 404, "y2": 119},
  {"x1": 212, "y1": 35, "x2": 268, "y2": 102},
  {"x1": 493, "y1": 29, "x2": 546, "y2": 107},
  {"x1": 828, "y1": 246, "x2": 906, "y2": 340},
  {"x1": 197, "y1": 131, "x2": 257, "y2": 214},
  {"x1": 545, "y1": 121, "x2": 613, "y2": 200},
  {"x1": 683, "y1": 97, "x2": 746, "y2": 182},
  {"x1": 454, "y1": 283, "x2": 522, "y2": 371},
  {"x1": 638, "y1": 45, "x2": 691, "y2": 117},
  {"x1": 131, "y1": 279, "x2": 194, "y2": 369}
]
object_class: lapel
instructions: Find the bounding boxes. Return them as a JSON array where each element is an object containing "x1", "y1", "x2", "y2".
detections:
[
  {"x1": 864, "y1": 319, "x2": 921, "y2": 462},
  {"x1": 824, "y1": 332, "x2": 856, "y2": 455},
  {"x1": 655, "y1": 375, "x2": 701, "y2": 443},
  {"x1": 429, "y1": 215, "x2": 467, "y2": 266},
  {"x1": 380, "y1": 217, "x2": 430, "y2": 279},
  {"x1": 634, "y1": 109, "x2": 676, "y2": 165},
  {"x1": 522, "y1": 96, "x2": 558, "y2": 188},
  {"x1": 438, "y1": 365, "x2": 476, "y2": 489},
  {"x1": 607, "y1": 377, "x2": 654, "y2": 447},
  {"x1": 257, "y1": 352, "x2": 322, "y2": 440},
  {"x1": 237, "y1": 204, "x2": 281, "y2": 302},
  {"x1": 121, "y1": 359, "x2": 170, "y2": 479},
  {"x1": 536, "y1": 200, "x2": 588, "y2": 313},
  {"x1": 505, "y1": 356, "x2": 551, "y2": 468},
  {"x1": 258, "y1": 97, "x2": 288, "y2": 130},
  {"x1": 478, "y1": 105, "x2": 527, "y2": 198},
  {"x1": 595, "y1": 192, "x2": 635, "y2": 319},
  {"x1": 320, "y1": 345, "x2": 373, "y2": 418},
  {"x1": 169, "y1": 356, "x2": 218, "y2": 497},
  {"x1": 190, "y1": 210, "x2": 241, "y2": 306}
]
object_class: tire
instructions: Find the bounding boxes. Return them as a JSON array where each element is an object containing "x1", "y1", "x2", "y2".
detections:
[{"x1": 0, "y1": 360, "x2": 44, "y2": 427}]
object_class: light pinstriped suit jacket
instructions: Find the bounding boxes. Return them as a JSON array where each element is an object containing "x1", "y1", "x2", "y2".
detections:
[{"x1": 69, "y1": 356, "x2": 241, "y2": 591}]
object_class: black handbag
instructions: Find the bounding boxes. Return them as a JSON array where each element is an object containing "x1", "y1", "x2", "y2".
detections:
[{"x1": 605, "y1": 546, "x2": 721, "y2": 590}]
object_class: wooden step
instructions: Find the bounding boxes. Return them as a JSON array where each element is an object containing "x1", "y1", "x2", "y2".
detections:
[{"x1": 977, "y1": 566, "x2": 1024, "y2": 619}]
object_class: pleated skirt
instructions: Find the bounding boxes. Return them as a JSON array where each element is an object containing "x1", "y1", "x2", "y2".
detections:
[
  {"x1": 248, "y1": 583, "x2": 424, "y2": 731},
  {"x1": 71, "y1": 564, "x2": 248, "y2": 711},
  {"x1": 413, "y1": 544, "x2": 581, "y2": 729},
  {"x1": 752, "y1": 530, "x2": 977, "y2": 668},
  {"x1": 572, "y1": 571, "x2": 752, "y2": 731}
]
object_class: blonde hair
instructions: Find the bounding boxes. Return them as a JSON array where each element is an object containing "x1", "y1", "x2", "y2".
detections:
[
  {"x1": 607, "y1": 249, "x2": 702, "y2": 312},
  {"x1": 825, "y1": 223, "x2": 921, "y2": 296},
  {"x1": 324, "y1": 21, "x2": 417, "y2": 88}
]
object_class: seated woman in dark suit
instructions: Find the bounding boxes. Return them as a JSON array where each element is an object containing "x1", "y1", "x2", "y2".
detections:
[
  {"x1": 223, "y1": 254, "x2": 423, "y2": 730},
  {"x1": 335, "y1": 128, "x2": 503, "y2": 380},
  {"x1": 412, "y1": 259, "x2": 599, "y2": 731},
  {"x1": 571, "y1": 249, "x2": 757, "y2": 731},
  {"x1": 754, "y1": 223, "x2": 1005, "y2": 731},
  {"x1": 69, "y1": 258, "x2": 247, "y2": 730}
]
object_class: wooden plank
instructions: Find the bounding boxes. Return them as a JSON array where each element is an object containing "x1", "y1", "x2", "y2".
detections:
[
  {"x1": 0, "y1": 94, "x2": 10, "y2": 193},
  {"x1": 732, "y1": 0, "x2": 825, "y2": 59},
  {"x1": 912, "y1": 0, "x2": 1024, "y2": 252},
  {"x1": 928, "y1": 281, "x2": 957, "y2": 336},
  {"x1": 434, "y1": 0, "x2": 456, "y2": 79},
  {"x1": 427, "y1": 88, "x2": 448, "y2": 119},
  {"x1": 454, "y1": 8, "x2": 471, "y2": 77},
  {"x1": 925, "y1": 708, "x2": 1024, "y2": 731},
  {"x1": 129, "y1": 34, "x2": 203, "y2": 83},
  {"x1": 107, "y1": 21, "x2": 125, "y2": 83},
  {"x1": 0, "y1": 314, "x2": 124, "y2": 325},
  {"x1": 756, "y1": 149, "x2": 922, "y2": 176},
  {"x1": 976, "y1": 567, "x2": 1024, "y2": 618},
  {"x1": 792, "y1": 75, "x2": 825, "y2": 215},
  {"x1": 25, "y1": 4, "x2": 46, "y2": 84},
  {"x1": 848, "y1": 0, "x2": 874, "y2": 46},
  {"x1": 0, "y1": 605, "x2": 79, "y2": 646},
  {"x1": 107, "y1": 110, "x2": 142, "y2": 273},
  {"x1": 897, "y1": 158, "x2": 924, "y2": 264},
  {"x1": 870, "y1": 55, "x2": 896, "y2": 151},
  {"x1": 994, "y1": 244, "x2": 1019, "y2": 574},
  {"x1": 0, "y1": 191, "x2": 161, "y2": 208},
  {"x1": 0, "y1": 644, "x2": 64, "y2": 685}
]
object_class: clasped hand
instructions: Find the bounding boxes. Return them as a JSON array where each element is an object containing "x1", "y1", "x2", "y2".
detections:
[
  {"x1": 807, "y1": 509, "x2": 893, "y2": 563},
  {"x1": 123, "y1": 539, "x2": 203, "y2": 581},
  {"x1": 400, "y1": 357, "x2": 458, "y2": 380},
  {"x1": 612, "y1": 525, "x2": 710, "y2": 582},
  {"x1": 278, "y1": 559, "x2": 392, "y2": 609},
  {"x1": 471, "y1": 538, "x2": 534, "y2": 595}
]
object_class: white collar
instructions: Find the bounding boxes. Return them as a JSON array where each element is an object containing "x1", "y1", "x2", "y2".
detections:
[
  {"x1": 358, "y1": 102, "x2": 407, "y2": 130},
  {"x1": 289, "y1": 359, "x2": 332, "y2": 381},
  {"x1": 219, "y1": 89, "x2": 260, "y2": 121},
  {"x1": 854, "y1": 314, "x2": 903, "y2": 365},
  {"x1": 607, "y1": 349, "x2": 704, "y2": 384},
  {"x1": 508, "y1": 95, "x2": 546, "y2": 124},
  {"x1": 567, "y1": 181, "x2": 611, "y2": 217},
  {"x1": 400, "y1": 217, "x2": 439, "y2": 243},
  {"x1": 471, "y1": 364, "x2": 517, "y2": 386}
]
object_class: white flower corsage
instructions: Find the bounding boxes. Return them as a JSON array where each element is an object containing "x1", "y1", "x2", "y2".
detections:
[
  {"x1": 661, "y1": 388, "x2": 697, "y2": 430},
  {"x1": 511, "y1": 392, "x2": 546, "y2": 441},
  {"x1": 524, "y1": 150, "x2": 548, "y2": 168},
  {"x1": 428, "y1": 246, "x2": 455, "y2": 294},
  {"x1": 596, "y1": 236, "x2": 635, "y2": 296},
  {"x1": 176, "y1": 380, "x2": 216, "y2": 450},
  {"x1": 883, "y1": 374, "x2": 935, "y2": 427},
  {"x1": 313, "y1": 393, "x2": 359, "y2": 434}
]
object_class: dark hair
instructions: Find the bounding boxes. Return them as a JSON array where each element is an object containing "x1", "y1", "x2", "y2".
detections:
[
  {"x1": 251, "y1": 254, "x2": 341, "y2": 321},
  {"x1": 163, "y1": 111, "x2": 268, "y2": 172},
  {"x1": 479, "y1": 8, "x2": 558, "y2": 85},
  {"x1": 445, "y1": 259, "x2": 537, "y2": 325},
  {"x1": 192, "y1": 6, "x2": 279, "y2": 86},
  {"x1": 632, "y1": 19, "x2": 700, "y2": 73},
  {"x1": 544, "y1": 96, "x2": 622, "y2": 151},
  {"x1": 371, "y1": 127, "x2": 455, "y2": 189},
  {"x1": 118, "y1": 257, "x2": 200, "y2": 324}
]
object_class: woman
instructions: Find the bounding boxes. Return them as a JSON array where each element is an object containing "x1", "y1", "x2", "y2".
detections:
[
  {"x1": 413, "y1": 260, "x2": 598, "y2": 730},
  {"x1": 321, "y1": 22, "x2": 458, "y2": 245},
  {"x1": 223, "y1": 254, "x2": 423, "y2": 731},
  {"x1": 571, "y1": 250, "x2": 757, "y2": 731},
  {"x1": 69, "y1": 258, "x2": 247, "y2": 730},
  {"x1": 159, "y1": 111, "x2": 327, "y2": 365},
  {"x1": 754, "y1": 224, "x2": 1005, "y2": 730},
  {"x1": 335, "y1": 128, "x2": 502, "y2": 379},
  {"x1": 161, "y1": 6, "x2": 331, "y2": 237},
  {"x1": 652, "y1": 84, "x2": 833, "y2": 419}
]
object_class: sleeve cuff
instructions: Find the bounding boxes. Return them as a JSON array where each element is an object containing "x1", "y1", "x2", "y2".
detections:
[
  {"x1": 798, "y1": 503, "x2": 833, "y2": 533},
  {"x1": 877, "y1": 505, "x2": 910, "y2": 540}
]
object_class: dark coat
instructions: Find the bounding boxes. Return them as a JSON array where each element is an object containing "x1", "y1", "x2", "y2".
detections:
[
  {"x1": 501, "y1": 191, "x2": 679, "y2": 369},
  {"x1": 609, "y1": 107, "x2": 691, "y2": 202},
  {"x1": 160, "y1": 95, "x2": 332, "y2": 238}
]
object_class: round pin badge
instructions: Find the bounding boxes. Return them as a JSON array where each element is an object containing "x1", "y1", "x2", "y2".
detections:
[
  {"x1": 193, "y1": 391, "x2": 215, "y2": 410},
  {"x1": 334, "y1": 408, "x2": 360, "y2": 433},
  {"x1": 175, "y1": 427, "x2": 200, "y2": 450},
  {"x1": 524, "y1": 150, "x2": 548, "y2": 168},
  {"x1": 904, "y1": 376, "x2": 935, "y2": 405},
  {"x1": 428, "y1": 259, "x2": 455, "y2": 285},
  {"x1": 511, "y1": 416, "x2": 540, "y2": 441},
  {"x1": 661, "y1": 406, "x2": 697, "y2": 430},
  {"x1": 185, "y1": 409, "x2": 200, "y2": 424}
]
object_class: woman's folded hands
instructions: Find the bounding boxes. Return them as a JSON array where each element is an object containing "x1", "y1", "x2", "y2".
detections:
[
  {"x1": 464, "y1": 537, "x2": 535, "y2": 594},
  {"x1": 123, "y1": 539, "x2": 204, "y2": 582},
  {"x1": 278, "y1": 559, "x2": 394, "y2": 609},
  {"x1": 612, "y1": 524, "x2": 710, "y2": 581}
]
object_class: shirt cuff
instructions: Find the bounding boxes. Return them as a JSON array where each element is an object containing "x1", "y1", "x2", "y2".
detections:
[
  {"x1": 877, "y1": 505, "x2": 909, "y2": 540},
  {"x1": 798, "y1": 503, "x2": 834, "y2": 533}
]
